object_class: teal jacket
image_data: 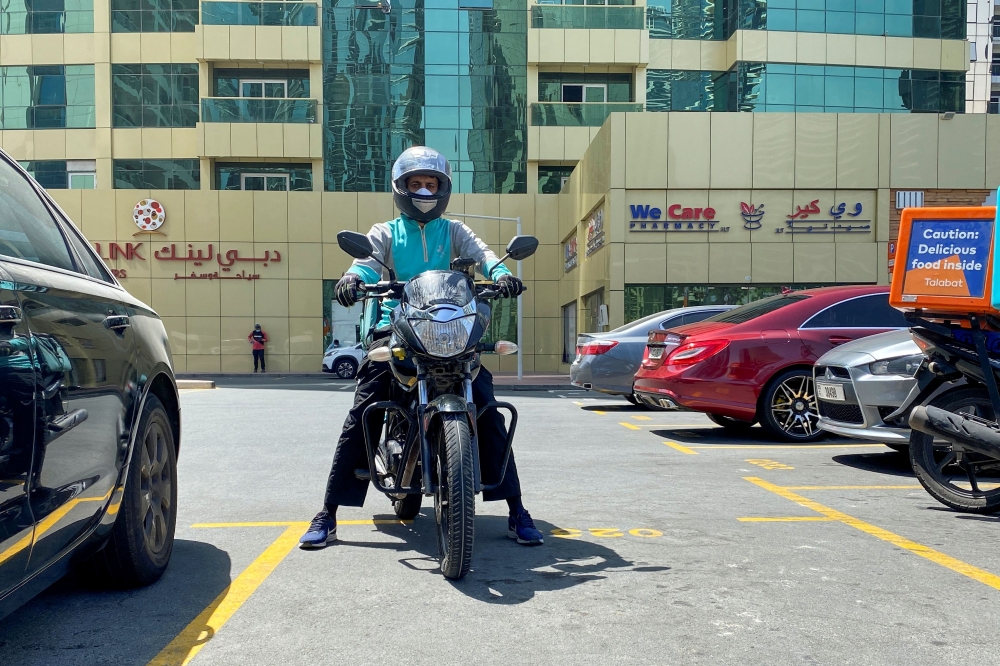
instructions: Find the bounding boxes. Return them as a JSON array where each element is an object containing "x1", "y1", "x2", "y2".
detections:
[{"x1": 346, "y1": 214, "x2": 512, "y2": 331}]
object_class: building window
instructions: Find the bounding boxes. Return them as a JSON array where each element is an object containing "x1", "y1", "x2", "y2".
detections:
[
  {"x1": 721, "y1": 0, "x2": 965, "y2": 40},
  {"x1": 113, "y1": 159, "x2": 200, "y2": 189},
  {"x1": 531, "y1": 4, "x2": 644, "y2": 29},
  {"x1": 538, "y1": 165, "x2": 573, "y2": 194},
  {"x1": 647, "y1": 65, "x2": 967, "y2": 114},
  {"x1": 111, "y1": 0, "x2": 198, "y2": 32},
  {"x1": 19, "y1": 159, "x2": 96, "y2": 189},
  {"x1": 0, "y1": 65, "x2": 95, "y2": 129},
  {"x1": 214, "y1": 68, "x2": 310, "y2": 98},
  {"x1": 322, "y1": 2, "x2": 527, "y2": 194},
  {"x1": 562, "y1": 302, "x2": 577, "y2": 364},
  {"x1": 215, "y1": 162, "x2": 312, "y2": 191},
  {"x1": 0, "y1": 0, "x2": 94, "y2": 34},
  {"x1": 112, "y1": 64, "x2": 199, "y2": 128},
  {"x1": 623, "y1": 284, "x2": 848, "y2": 324},
  {"x1": 646, "y1": 0, "x2": 722, "y2": 40},
  {"x1": 539, "y1": 73, "x2": 632, "y2": 103},
  {"x1": 201, "y1": 1, "x2": 317, "y2": 26}
]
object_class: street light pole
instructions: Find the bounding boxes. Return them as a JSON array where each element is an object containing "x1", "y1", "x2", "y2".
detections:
[{"x1": 444, "y1": 211, "x2": 524, "y2": 380}]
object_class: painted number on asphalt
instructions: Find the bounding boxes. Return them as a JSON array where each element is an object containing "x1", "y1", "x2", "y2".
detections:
[
  {"x1": 745, "y1": 458, "x2": 794, "y2": 470},
  {"x1": 550, "y1": 527, "x2": 665, "y2": 539}
]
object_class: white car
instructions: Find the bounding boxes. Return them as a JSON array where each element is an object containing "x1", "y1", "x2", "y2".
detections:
[{"x1": 322, "y1": 342, "x2": 365, "y2": 378}]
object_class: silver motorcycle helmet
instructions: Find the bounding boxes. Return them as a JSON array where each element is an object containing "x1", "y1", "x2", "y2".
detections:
[{"x1": 391, "y1": 146, "x2": 452, "y2": 223}]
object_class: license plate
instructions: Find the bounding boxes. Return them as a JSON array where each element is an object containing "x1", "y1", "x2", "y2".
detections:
[
  {"x1": 816, "y1": 381, "x2": 845, "y2": 402},
  {"x1": 649, "y1": 347, "x2": 664, "y2": 359}
]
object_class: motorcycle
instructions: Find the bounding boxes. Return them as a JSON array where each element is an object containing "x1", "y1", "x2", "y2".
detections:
[
  {"x1": 895, "y1": 314, "x2": 1000, "y2": 513},
  {"x1": 336, "y1": 230, "x2": 538, "y2": 579}
]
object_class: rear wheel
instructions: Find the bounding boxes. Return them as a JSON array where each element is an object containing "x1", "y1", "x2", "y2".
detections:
[
  {"x1": 759, "y1": 369, "x2": 823, "y2": 442},
  {"x1": 86, "y1": 394, "x2": 177, "y2": 588},
  {"x1": 433, "y1": 414, "x2": 475, "y2": 580},
  {"x1": 909, "y1": 387, "x2": 1000, "y2": 514},
  {"x1": 708, "y1": 413, "x2": 755, "y2": 432}
]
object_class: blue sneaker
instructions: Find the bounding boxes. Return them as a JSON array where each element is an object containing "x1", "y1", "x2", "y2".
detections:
[
  {"x1": 299, "y1": 512, "x2": 337, "y2": 549},
  {"x1": 508, "y1": 509, "x2": 544, "y2": 546}
]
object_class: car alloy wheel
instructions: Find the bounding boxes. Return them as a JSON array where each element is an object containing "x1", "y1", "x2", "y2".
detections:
[
  {"x1": 335, "y1": 359, "x2": 357, "y2": 379},
  {"x1": 769, "y1": 373, "x2": 819, "y2": 439},
  {"x1": 140, "y1": 418, "x2": 172, "y2": 554}
]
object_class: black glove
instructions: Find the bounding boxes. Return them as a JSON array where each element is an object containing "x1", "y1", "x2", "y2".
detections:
[
  {"x1": 494, "y1": 274, "x2": 524, "y2": 298},
  {"x1": 335, "y1": 273, "x2": 362, "y2": 308}
]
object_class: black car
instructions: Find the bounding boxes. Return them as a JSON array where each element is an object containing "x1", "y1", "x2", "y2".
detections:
[{"x1": 0, "y1": 151, "x2": 179, "y2": 619}]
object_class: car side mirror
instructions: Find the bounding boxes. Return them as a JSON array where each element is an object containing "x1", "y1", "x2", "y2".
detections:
[
  {"x1": 504, "y1": 235, "x2": 538, "y2": 261},
  {"x1": 337, "y1": 231, "x2": 374, "y2": 259}
]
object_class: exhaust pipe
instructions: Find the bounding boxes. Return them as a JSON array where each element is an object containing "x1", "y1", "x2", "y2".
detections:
[{"x1": 909, "y1": 405, "x2": 1000, "y2": 459}]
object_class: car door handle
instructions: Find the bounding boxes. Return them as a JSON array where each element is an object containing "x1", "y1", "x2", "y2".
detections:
[
  {"x1": 104, "y1": 315, "x2": 130, "y2": 331},
  {"x1": 829, "y1": 335, "x2": 853, "y2": 345},
  {"x1": 0, "y1": 305, "x2": 23, "y2": 325}
]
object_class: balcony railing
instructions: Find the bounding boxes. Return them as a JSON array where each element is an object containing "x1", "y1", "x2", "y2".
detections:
[
  {"x1": 201, "y1": 98, "x2": 317, "y2": 123},
  {"x1": 530, "y1": 102, "x2": 642, "y2": 126},
  {"x1": 530, "y1": 5, "x2": 644, "y2": 29},
  {"x1": 201, "y1": 1, "x2": 318, "y2": 26}
]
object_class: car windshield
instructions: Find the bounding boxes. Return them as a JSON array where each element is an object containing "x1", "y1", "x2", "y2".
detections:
[
  {"x1": 403, "y1": 270, "x2": 475, "y2": 309},
  {"x1": 705, "y1": 294, "x2": 809, "y2": 325}
]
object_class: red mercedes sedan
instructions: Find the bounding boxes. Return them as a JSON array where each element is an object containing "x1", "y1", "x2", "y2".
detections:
[{"x1": 633, "y1": 286, "x2": 909, "y2": 441}]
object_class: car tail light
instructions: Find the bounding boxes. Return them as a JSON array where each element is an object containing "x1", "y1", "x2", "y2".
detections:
[
  {"x1": 578, "y1": 340, "x2": 618, "y2": 356},
  {"x1": 664, "y1": 339, "x2": 729, "y2": 367}
]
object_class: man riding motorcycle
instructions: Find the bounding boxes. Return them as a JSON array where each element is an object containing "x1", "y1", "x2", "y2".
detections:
[{"x1": 300, "y1": 146, "x2": 545, "y2": 548}]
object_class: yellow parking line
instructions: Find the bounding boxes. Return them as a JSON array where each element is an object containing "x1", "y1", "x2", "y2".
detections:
[
  {"x1": 664, "y1": 441, "x2": 698, "y2": 455},
  {"x1": 147, "y1": 523, "x2": 307, "y2": 666},
  {"x1": 689, "y1": 444, "x2": 883, "y2": 450},
  {"x1": 745, "y1": 477, "x2": 1000, "y2": 592},
  {"x1": 784, "y1": 485, "x2": 923, "y2": 491},
  {"x1": 619, "y1": 422, "x2": 642, "y2": 430},
  {"x1": 593, "y1": 410, "x2": 606, "y2": 415},
  {"x1": 192, "y1": 519, "x2": 412, "y2": 528},
  {"x1": 646, "y1": 424, "x2": 720, "y2": 428},
  {"x1": 573, "y1": 401, "x2": 585, "y2": 406},
  {"x1": 631, "y1": 415, "x2": 651, "y2": 421},
  {"x1": 738, "y1": 516, "x2": 836, "y2": 522}
]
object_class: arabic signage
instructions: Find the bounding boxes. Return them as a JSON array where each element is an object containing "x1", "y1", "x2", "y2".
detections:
[
  {"x1": 900, "y1": 220, "x2": 992, "y2": 299},
  {"x1": 586, "y1": 208, "x2": 605, "y2": 256},
  {"x1": 93, "y1": 242, "x2": 282, "y2": 281},
  {"x1": 564, "y1": 235, "x2": 578, "y2": 272},
  {"x1": 628, "y1": 196, "x2": 872, "y2": 235}
]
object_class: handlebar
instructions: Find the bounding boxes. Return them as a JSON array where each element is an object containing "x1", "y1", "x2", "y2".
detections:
[{"x1": 355, "y1": 280, "x2": 527, "y2": 301}]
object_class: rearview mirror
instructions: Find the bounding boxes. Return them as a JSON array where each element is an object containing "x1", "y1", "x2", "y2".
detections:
[
  {"x1": 337, "y1": 231, "x2": 373, "y2": 259},
  {"x1": 505, "y1": 235, "x2": 538, "y2": 261}
]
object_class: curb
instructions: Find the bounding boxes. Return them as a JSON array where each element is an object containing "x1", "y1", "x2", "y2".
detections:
[{"x1": 177, "y1": 379, "x2": 216, "y2": 389}]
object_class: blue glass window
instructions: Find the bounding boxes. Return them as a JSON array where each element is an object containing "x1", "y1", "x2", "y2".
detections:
[
  {"x1": 112, "y1": 63, "x2": 199, "y2": 128},
  {"x1": 113, "y1": 159, "x2": 200, "y2": 189},
  {"x1": 0, "y1": 65, "x2": 94, "y2": 129}
]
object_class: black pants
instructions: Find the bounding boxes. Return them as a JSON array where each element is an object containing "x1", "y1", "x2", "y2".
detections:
[
  {"x1": 253, "y1": 349, "x2": 265, "y2": 371},
  {"x1": 322, "y1": 362, "x2": 521, "y2": 509}
]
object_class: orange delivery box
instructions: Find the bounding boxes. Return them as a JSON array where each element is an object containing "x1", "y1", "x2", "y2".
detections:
[{"x1": 889, "y1": 205, "x2": 998, "y2": 315}]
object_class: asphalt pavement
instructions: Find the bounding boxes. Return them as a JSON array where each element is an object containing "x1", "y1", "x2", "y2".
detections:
[{"x1": 2, "y1": 384, "x2": 1000, "y2": 665}]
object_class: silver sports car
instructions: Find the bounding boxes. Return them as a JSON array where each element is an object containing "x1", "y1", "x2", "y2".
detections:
[
  {"x1": 814, "y1": 329, "x2": 922, "y2": 446},
  {"x1": 570, "y1": 305, "x2": 733, "y2": 405}
]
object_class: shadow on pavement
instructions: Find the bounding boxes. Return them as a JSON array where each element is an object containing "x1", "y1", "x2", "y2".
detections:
[
  {"x1": 0, "y1": 540, "x2": 232, "y2": 665},
  {"x1": 336, "y1": 514, "x2": 670, "y2": 605},
  {"x1": 831, "y1": 452, "x2": 916, "y2": 477}
]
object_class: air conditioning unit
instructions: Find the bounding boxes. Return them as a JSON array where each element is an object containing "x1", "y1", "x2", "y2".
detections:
[{"x1": 895, "y1": 191, "x2": 924, "y2": 210}]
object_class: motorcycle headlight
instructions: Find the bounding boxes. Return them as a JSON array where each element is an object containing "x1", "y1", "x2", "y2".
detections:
[
  {"x1": 411, "y1": 315, "x2": 475, "y2": 358},
  {"x1": 870, "y1": 354, "x2": 923, "y2": 377}
]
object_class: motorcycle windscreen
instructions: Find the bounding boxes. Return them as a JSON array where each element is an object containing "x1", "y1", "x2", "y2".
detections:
[{"x1": 403, "y1": 270, "x2": 475, "y2": 309}]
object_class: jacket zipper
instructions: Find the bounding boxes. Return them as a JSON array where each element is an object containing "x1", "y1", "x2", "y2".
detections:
[{"x1": 420, "y1": 225, "x2": 428, "y2": 262}]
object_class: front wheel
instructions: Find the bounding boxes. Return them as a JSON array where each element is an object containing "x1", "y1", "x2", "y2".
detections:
[
  {"x1": 758, "y1": 369, "x2": 823, "y2": 442},
  {"x1": 909, "y1": 387, "x2": 1000, "y2": 514},
  {"x1": 433, "y1": 413, "x2": 475, "y2": 580}
]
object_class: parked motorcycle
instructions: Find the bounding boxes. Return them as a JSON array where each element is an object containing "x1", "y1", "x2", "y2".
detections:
[
  {"x1": 336, "y1": 230, "x2": 537, "y2": 579},
  {"x1": 898, "y1": 317, "x2": 1000, "y2": 513}
]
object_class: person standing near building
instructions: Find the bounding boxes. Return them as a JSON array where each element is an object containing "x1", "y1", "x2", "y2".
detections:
[{"x1": 248, "y1": 324, "x2": 267, "y2": 373}]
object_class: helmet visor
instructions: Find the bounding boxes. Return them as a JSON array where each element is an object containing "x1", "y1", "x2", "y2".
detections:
[{"x1": 392, "y1": 148, "x2": 452, "y2": 184}]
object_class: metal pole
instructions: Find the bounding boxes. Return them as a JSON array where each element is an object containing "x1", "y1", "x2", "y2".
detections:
[{"x1": 516, "y1": 215, "x2": 522, "y2": 380}]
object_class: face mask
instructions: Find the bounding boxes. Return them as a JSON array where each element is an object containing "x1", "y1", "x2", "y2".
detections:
[{"x1": 412, "y1": 188, "x2": 436, "y2": 213}]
